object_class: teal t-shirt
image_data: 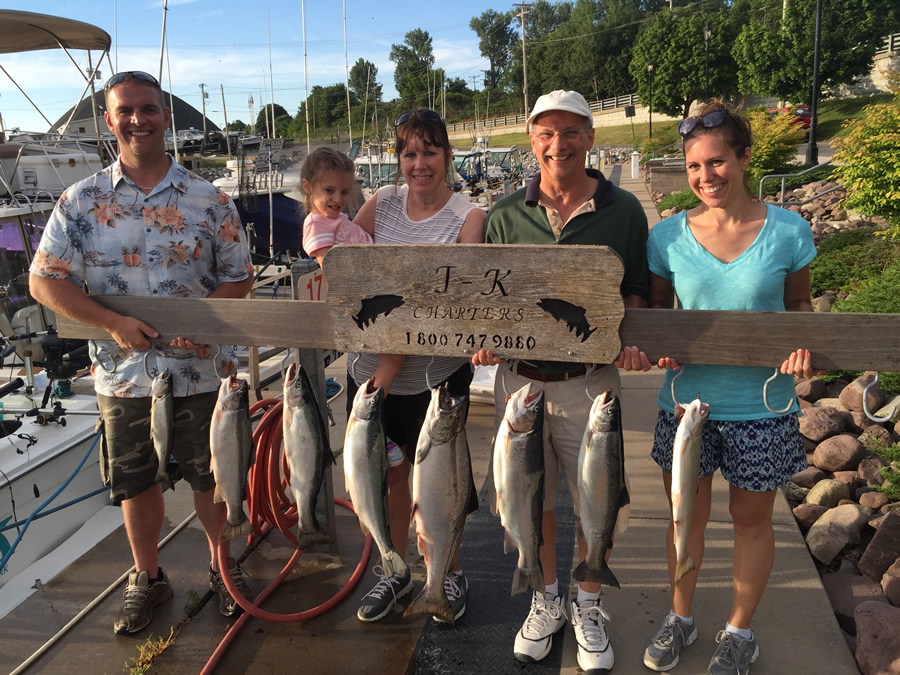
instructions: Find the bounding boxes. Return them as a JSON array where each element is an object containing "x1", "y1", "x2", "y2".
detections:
[{"x1": 647, "y1": 204, "x2": 816, "y2": 419}]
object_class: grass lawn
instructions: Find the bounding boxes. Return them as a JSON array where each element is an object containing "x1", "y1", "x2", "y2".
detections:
[{"x1": 468, "y1": 94, "x2": 897, "y2": 150}]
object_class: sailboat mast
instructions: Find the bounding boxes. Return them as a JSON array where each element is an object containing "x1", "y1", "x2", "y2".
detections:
[
  {"x1": 344, "y1": 0, "x2": 352, "y2": 147},
  {"x1": 302, "y1": 0, "x2": 310, "y2": 154}
]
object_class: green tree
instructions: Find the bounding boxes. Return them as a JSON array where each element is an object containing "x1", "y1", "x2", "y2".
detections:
[
  {"x1": 349, "y1": 58, "x2": 381, "y2": 105},
  {"x1": 389, "y1": 29, "x2": 435, "y2": 104},
  {"x1": 832, "y1": 99, "x2": 900, "y2": 229},
  {"x1": 733, "y1": 0, "x2": 899, "y2": 104},
  {"x1": 256, "y1": 104, "x2": 290, "y2": 138},
  {"x1": 226, "y1": 119, "x2": 248, "y2": 133},
  {"x1": 470, "y1": 10, "x2": 516, "y2": 90},
  {"x1": 630, "y1": 2, "x2": 739, "y2": 117}
]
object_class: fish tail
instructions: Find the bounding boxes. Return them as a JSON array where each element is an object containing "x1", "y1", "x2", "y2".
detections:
[
  {"x1": 382, "y1": 552, "x2": 408, "y2": 579},
  {"x1": 157, "y1": 470, "x2": 175, "y2": 491},
  {"x1": 221, "y1": 515, "x2": 253, "y2": 542},
  {"x1": 573, "y1": 560, "x2": 621, "y2": 589},
  {"x1": 511, "y1": 566, "x2": 545, "y2": 597},
  {"x1": 404, "y1": 588, "x2": 454, "y2": 623},
  {"x1": 674, "y1": 555, "x2": 695, "y2": 586},
  {"x1": 297, "y1": 527, "x2": 333, "y2": 550}
]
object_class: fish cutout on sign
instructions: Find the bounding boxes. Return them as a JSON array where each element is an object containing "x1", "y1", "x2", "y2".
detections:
[
  {"x1": 352, "y1": 295, "x2": 405, "y2": 330},
  {"x1": 537, "y1": 298, "x2": 597, "y2": 342}
]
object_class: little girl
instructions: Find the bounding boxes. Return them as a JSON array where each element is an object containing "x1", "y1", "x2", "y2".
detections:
[{"x1": 301, "y1": 146, "x2": 371, "y2": 268}]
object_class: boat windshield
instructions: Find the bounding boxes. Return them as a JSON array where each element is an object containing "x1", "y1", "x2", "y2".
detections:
[{"x1": 0, "y1": 209, "x2": 49, "y2": 334}]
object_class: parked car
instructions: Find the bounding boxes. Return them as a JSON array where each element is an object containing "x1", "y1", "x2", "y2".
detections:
[{"x1": 767, "y1": 105, "x2": 812, "y2": 138}]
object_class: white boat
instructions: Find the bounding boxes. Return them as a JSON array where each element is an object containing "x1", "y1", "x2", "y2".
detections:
[{"x1": 0, "y1": 11, "x2": 121, "y2": 616}]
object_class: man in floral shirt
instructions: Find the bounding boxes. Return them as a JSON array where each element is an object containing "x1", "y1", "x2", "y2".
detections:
[{"x1": 29, "y1": 71, "x2": 254, "y2": 635}]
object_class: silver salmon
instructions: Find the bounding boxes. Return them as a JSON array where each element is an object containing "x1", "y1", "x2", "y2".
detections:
[
  {"x1": 405, "y1": 384, "x2": 477, "y2": 623},
  {"x1": 282, "y1": 362, "x2": 336, "y2": 549},
  {"x1": 672, "y1": 398, "x2": 709, "y2": 585},
  {"x1": 343, "y1": 378, "x2": 407, "y2": 579},
  {"x1": 493, "y1": 382, "x2": 545, "y2": 596},
  {"x1": 150, "y1": 368, "x2": 175, "y2": 491},
  {"x1": 210, "y1": 373, "x2": 255, "y2": 542},
  {"x1": 573, "y1": 390, "x2": 629, "y2": 588}
]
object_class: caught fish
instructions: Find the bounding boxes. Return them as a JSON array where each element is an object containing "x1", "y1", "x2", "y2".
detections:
[
  {"x1": 283, "y1": 362, "x2": 336, "y2": 549},
  {"x1": 210, "y1": 374, "x2": 255, "y2": 541},
  {"x1": 493, "y1": 382, "x2": 545, "y2": 596},
  {"x1": 150, "y1": 368, "x2": 175, "y2": 491},
  {"x1": 573, "y1": 390, "x2": 629, "y2": 588},
  {"x1": 672, "y1": 398, "x2": 709, "y2": 585},
  {"x1": 343, "y1": 378, "x2": 407, "y2": 579},
  {"x1": 405, "y1": 385, "x2": 477, "y2": 623}
]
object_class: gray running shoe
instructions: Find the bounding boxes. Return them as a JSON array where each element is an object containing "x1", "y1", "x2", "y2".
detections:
[
  {"x1": 209, "y1": 557, "x2": 252, "y2": 617},
  {"x1": 707, "y1": 629, "x2": 760, "y2": 675},
  {"x1": 114, "y1": 568, "x2": 173, "y2": 635},
  {"x1": 644, "y1": 614, "x2": 698, "y2": 671},
  {"x1": 357, "y1": 566, "x2": 413, "y2": 622},
  {"x1": 433, "y1": 571, "x2": 467, "y2": 623}
]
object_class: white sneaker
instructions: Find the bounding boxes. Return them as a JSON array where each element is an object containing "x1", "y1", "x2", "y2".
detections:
[
  {"x1": 571, "y1": 599, "x2": 614, "y2": 673},
  {"x1": 513, "y1": 592, "x2": 567, "y2": 663}
]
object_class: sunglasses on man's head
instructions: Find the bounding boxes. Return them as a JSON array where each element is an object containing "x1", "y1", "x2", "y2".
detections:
[
  {"x1": 395, "y1": 109, "x2": 444, "y2": 127},
  {"x1": 104, "y1": 71, "x2": 160, "y2": 90},
  {"x1": 678, "y1": 110, "x2": 728, "y2": 137}
]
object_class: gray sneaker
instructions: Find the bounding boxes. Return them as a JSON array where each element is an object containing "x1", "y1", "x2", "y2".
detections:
[
  {"x1": 357, "y1": 566, "x2": 413, "y2": 622},
  {"x1": 114, "y1": 568, "x2": 173, "y2": 635},
  {"x1": 209, "y1": 557, "x2": 253, "y2": 617},
  {"x1": 707, "y1": 630, "x2": 759, "y2": 675},
  {"x1": 433, "y1": 571, "x2": 467, "y2": 623},
  {"x1": 644, "y1": 614, "x2": 698, "y2": 671}
]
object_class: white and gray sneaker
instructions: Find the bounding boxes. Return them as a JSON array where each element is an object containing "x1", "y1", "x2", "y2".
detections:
[
  {"x1": 644, "y1": 613, "x2": 698, "y2": 671},
  {"x1": 571, "y1": 599, "x2": 614, "y2": 674},
  {"x1": 513, "y1": 591, "x2": 567, "y2": 663}
]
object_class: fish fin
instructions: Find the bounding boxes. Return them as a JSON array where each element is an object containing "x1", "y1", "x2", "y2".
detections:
[
  {"x1": 409, "y1": 503, "x2": 418, "y2": 528},
  {"x1": 297, "y1": 527, "x2": 333, "y2": 550},
  {"x1": 327, "y1": 447, "x2": 337, "y2": 465},
  {"x1": 503, "y1": 532, "x2": 516, "y2": 555},
  {"x1": 157, "y1": 471, "x2": 175, "y2": 491},
  {"x1": 404, "y1": 587, "x2": 453, "y2": 623},
  {"x1": 674, "y1": 555, "x2": 695, "y2": 586},
  {"x1": 466, "y1": 469, "x2": 479, "y2": 515},
  {"x1": 511, "y1": 566, "x2": 545, "y2": 597},
  {"x1": 572, "y1": 560, "x2": 621, "y2": 589},
  {"x1": 382, "y1": 552, "x2": 408, "y2": 579},
  {"x1": 491, "y1": 486, "x2": 501, "y2": 517},
  {"x1": 221, "y1": 515, "x2": 254, "y2": 542},
  {"x1": 414, "y1": 437, "x2": 431, "y2": 464},
  {"x1": 212, "y1": 487, "x2": 224, "y2": 504},
  {"x1": 416, "y1": 535, "x2": 425, "y2": 558}
]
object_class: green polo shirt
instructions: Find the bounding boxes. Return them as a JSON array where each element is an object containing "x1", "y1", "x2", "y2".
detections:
[{"x1": 485, "y1": 169, "x2": 649, "y2": 374}]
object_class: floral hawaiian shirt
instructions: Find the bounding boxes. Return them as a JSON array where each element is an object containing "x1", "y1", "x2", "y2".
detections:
[{"x1": 30, "y1": 156, "x2": 253, "y2": 398}]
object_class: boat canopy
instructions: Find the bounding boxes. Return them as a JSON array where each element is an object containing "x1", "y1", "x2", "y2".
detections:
[{"x1": 0, "y1": 10, "x2": 111, "y2": 54}]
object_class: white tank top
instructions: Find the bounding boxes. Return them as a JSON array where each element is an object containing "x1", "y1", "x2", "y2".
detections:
[{"x1": 349, "y1": 185, "x2": 478, "y2": 395}]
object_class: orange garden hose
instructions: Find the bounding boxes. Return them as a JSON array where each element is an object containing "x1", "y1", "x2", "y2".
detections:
[{"x1": 201, "y1": 398, "x2": 373, "y2": 673}]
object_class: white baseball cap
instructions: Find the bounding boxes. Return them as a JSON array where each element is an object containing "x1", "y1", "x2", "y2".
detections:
[{"x1": 526, "y1": 90, "x2": 593, "y2": 126}]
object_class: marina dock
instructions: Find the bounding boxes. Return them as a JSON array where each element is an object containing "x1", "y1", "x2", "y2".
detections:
[{"x1": 0, "y1": 168, "x2": 858, "y2": 674}]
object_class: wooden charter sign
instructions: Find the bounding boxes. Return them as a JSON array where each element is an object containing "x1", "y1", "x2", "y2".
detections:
[
  {"x1": 325, "y1": 244, "x2": 625, "y2": 363},
  {"x1": 54, "y1": 244, "x2": 900, "y2": 371}
]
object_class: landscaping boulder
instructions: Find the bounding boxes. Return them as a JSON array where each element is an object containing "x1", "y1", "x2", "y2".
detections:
[
  {"x1": 858, "y1": 512, "x2": 900, "y2": 582},
  {"x1": 796, "y1": 377, "x2": 828, "y2": 402},
  {"x1": 806, "y1": 504, "x2": 870, "y2": 564},
  {"x1": 840, "y1": 372, "x2": 886, "y2": 414},
  {"x1": 814, "y1": 434, "x2": 866, "y2": 472},
  {"x1": 793, "y1": 502, "x2": 827, "y2": 532},
  {"x1": 801, "y1": 406, "x2": 846, "y2": 442},
  {"x1": 859, "y1": 455, "x2": 888, "y2": 487},
  {"x1": 854, "y1": 601, "x2": 900, "y2": 674},
  {"x1": 859, "y1": 425, "x2": 895, "y2": 451},
  {"x1": 807, "y1": 479, "x2": 851, "y2": 508},
  {"x1": 822, "y1": 573, "x2": 888, "y2": 635},
  {"x1": 884, "y1": 560, "x2": 900, "y2": 607},
  {"x1": 792, "y1": 466, "x2": 827, "y2": 489}
]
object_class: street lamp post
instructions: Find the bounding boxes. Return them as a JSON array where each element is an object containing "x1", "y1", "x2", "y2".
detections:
[
  {"x1": 704, "y1": 22, "x2": 711, "y2": 102},
  {"x1": 647, "y1": 61, "x2": 654, "y2": 139},
  {"x1": 805, "y1": 0, "x2": 823, "y2": 165}
]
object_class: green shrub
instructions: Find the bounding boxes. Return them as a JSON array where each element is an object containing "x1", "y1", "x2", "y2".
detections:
[
  {"x1": 808, "y1": 227, "x2": 900, "y2": 296},
  {"x1": 746, "y1": 110, "x2": 806, "y2": 183},
  {"x1": 832, "y1": 99, "x2": 900, "y2": 229},
  {"x1": 657, "y1": 189, "x2": 700, "y2": 213}
]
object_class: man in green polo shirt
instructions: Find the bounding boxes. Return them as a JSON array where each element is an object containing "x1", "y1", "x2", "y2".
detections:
[{"x1": 472, "y1": 89, "x2": 649, "y2": 672}]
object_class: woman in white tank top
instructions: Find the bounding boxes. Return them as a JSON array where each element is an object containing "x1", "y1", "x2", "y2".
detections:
[{"x1": 350, "y1": 109, "x2": 485, "y2": 623}]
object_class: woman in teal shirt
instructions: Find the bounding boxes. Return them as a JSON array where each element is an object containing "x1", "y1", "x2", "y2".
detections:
[{"x1": 619, "y1": 102, "x2": 816, "y2": 675}]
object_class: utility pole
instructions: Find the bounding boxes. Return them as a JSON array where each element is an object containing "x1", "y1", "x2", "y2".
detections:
[
  {"x1": 513, "y1": 2, "x2": 531, "y2": 118},
  {"x1": 220, "y1": 84, "x2": 232, "y2": 157},
  {"x1": 199, "y1": 83, "x2": 209, "y2": 152}
]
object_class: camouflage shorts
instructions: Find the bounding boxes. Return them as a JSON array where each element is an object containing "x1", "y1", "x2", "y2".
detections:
[{"x1": 97, "y1": 391, "x2": 218, "y2": 502}]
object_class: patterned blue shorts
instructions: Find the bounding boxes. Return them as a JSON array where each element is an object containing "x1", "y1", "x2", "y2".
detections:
[{"x1": 650, "y1": 410, "x2": 808, "y2": 492}]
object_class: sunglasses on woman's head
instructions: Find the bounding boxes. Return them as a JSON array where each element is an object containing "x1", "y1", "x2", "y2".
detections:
[
  {"x1": 394, "y1": 109, "x2": 444, "y2": 127},
  {"x1": 104, "y1": 71, "x2": 160, "y2": 90},
  {"x1": 678, "y1": 110, "x2": 728, "y2": 137}
]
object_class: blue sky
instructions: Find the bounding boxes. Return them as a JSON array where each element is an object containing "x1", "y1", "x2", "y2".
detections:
[{"x1": 1, "y1": 0, "x2": 494, "y2": 133}]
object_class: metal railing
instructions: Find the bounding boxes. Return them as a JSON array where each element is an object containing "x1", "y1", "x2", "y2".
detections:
[
  {"x1": 758, "y1": 163, "x2": 840, "y2": 208},
  {"x1": 876, "y1": 32, "x2": 899, "y2": 54},
  {"x1": 445, "y1": 93, "x2": 640, "y2": 134}
]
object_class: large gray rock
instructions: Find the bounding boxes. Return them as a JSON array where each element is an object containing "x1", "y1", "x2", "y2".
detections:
[
  {"x1": 792, "y1": 465, "x2": 828, "y2": 489},
  {"x1": 854, "y1": 601, "x2": 900, "y2": 674},
  {"x1": 858, "y1": 512, "x2": 900, "y2": 582},
  {"x1": 822, "y1": 573, "x2": 888, "y2": 635},
  {"x1": 840, "y1": 372, "x2": 886, "y2": 414},
  {"x1": 806, "y1": 503, "x2": 870, "y2": 564},
  {"x1": 813, "y1": 434, "x2": 866, "y2": 472},
  {"x1": 783, "y1": 480, "x2": 810, "y2": 504},
  {"x1": 796, "y1": 376, "x2": 828, "y2": 402},
  {"x1": 807, "y1": 479, "x2": 851, "y2": 508},
  {"x1": 884, "y1": 560, "x2": 900, "y2": 607},
  {"x1": 800, "y1": 406, "x2": 845, "y2": 442}
]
